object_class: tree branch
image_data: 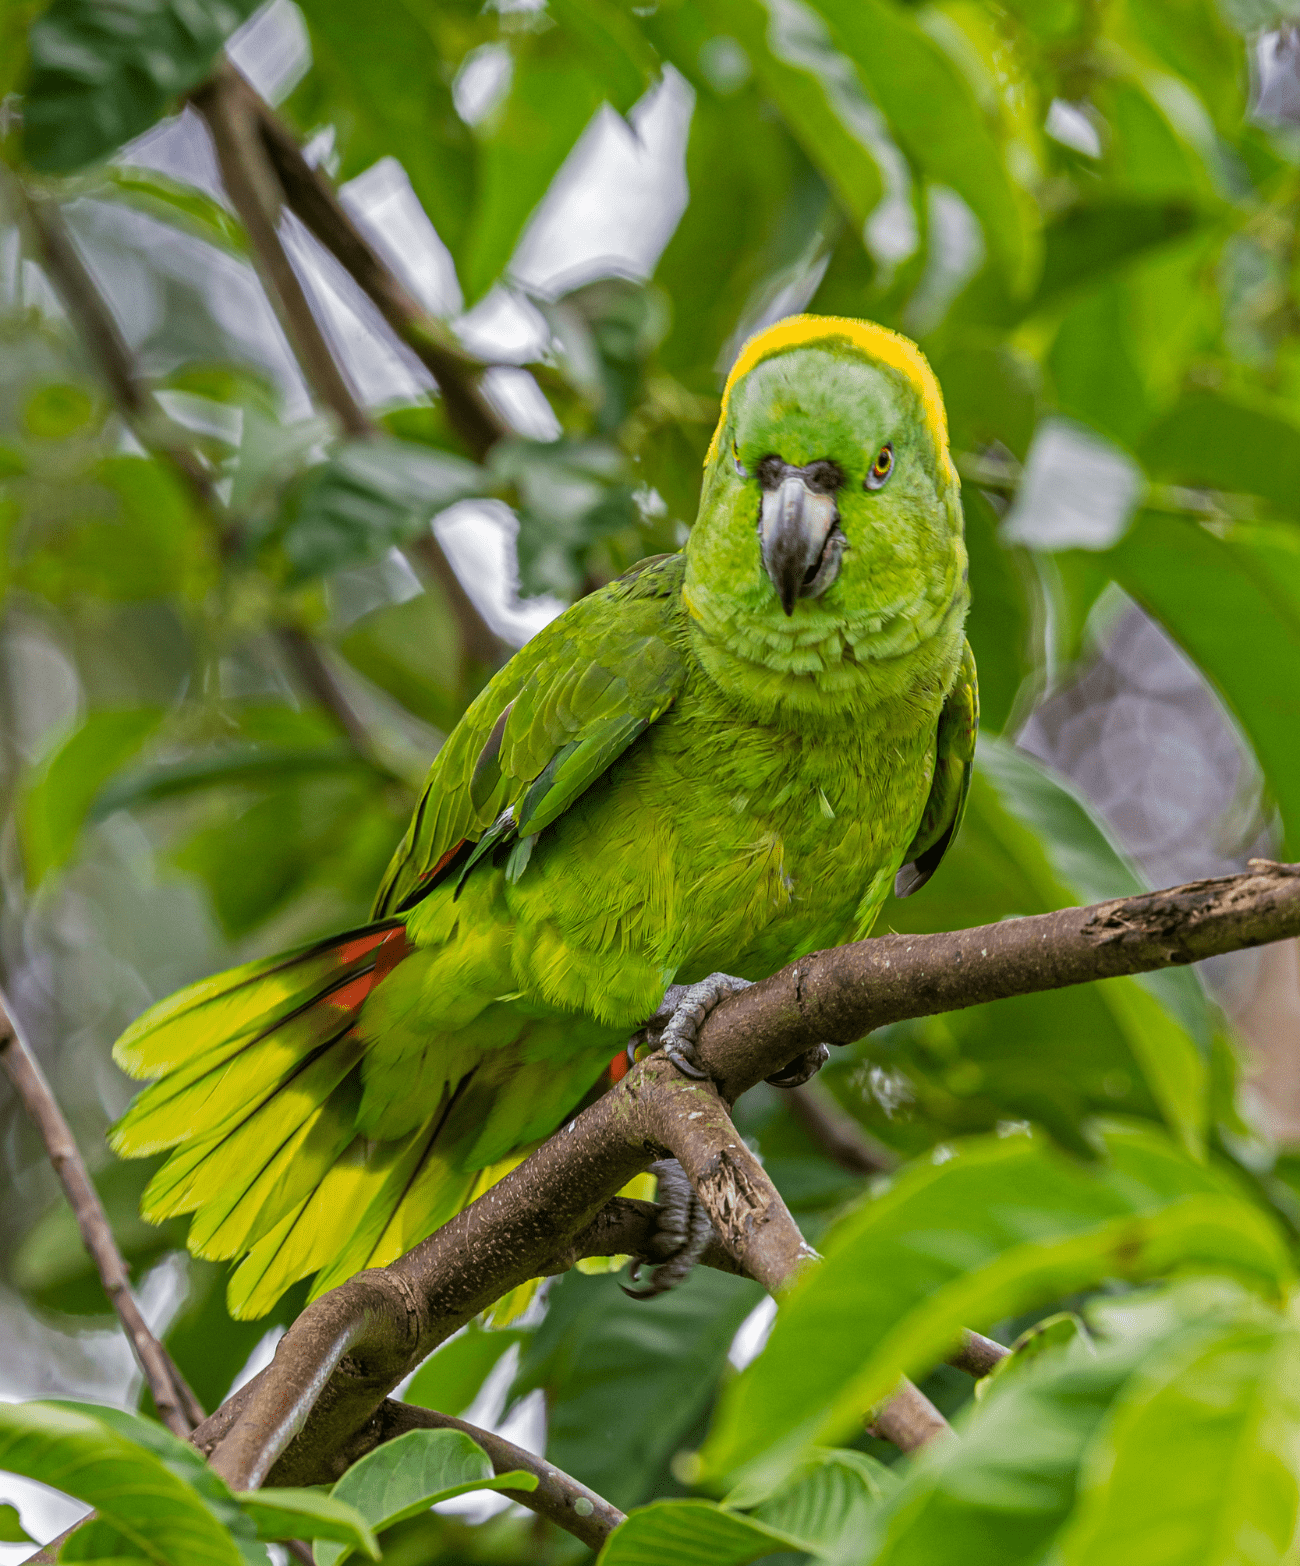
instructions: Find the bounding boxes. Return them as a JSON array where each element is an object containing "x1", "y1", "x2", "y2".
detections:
[
  {"x1": 0, "y1": 997, "x2": 204, "y2": 1437},
  {"x1": 694, "y1": 858, "x2": 1300, "y2": 1102},
  {"x1": 195, "y1": 62, "x2": 506, "y2": 672},
  {"x1": 240, "y1": 74, "x2": 509, "y2": 465},
  {"x1": 4, "y1": 164, "x2": 398, "y2": 764},
  {"x1": 372, "y1": 1404, "x2": 625, "y2": 1551},
  {"x1": 191, "y1": 68, "x2": 369, "y2": 439},
  {"x1": 194, "y1": 858, "x2": 1300, "y2": 1492},
  {"x1": 786, "y1": 1079, "x2": 899, "y2": 1175}
]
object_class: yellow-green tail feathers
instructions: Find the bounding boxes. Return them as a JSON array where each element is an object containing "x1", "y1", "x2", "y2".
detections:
[{"x1": 110, "y1": 920, "x2": 618, "y2": 1319}]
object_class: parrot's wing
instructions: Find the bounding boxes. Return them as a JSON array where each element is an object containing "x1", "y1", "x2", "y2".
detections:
[
  {"x1": 374, "y1": 552, "x2": 688, "y2": 916},
  {"x1": 895, "y1": 640, "x2": 978, "y2": 898}
]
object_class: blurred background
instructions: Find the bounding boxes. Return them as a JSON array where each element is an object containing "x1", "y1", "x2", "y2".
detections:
[{"x1": 3, "y1": 0, "x2": 1300, "y2": 1558}]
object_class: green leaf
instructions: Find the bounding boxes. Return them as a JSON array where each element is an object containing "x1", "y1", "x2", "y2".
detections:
[
  {"x1": 10, "y1": 1156, "x2": 186, "y2": 1316},
  {"x1": 691, "y1": 0, "x2": 885, "y2": 243},
  {"x1": 102, "y1": 166, "x2": 251, "y2": 257},
  {"x1": 461, "y1": 30, "x2": 607, "y2": 305},
  {"x1": 509, "y1": 1265, "x2": 764, "y2": 1512},
  {"x1": 1139, "y1": 391, "x2": 1300, "y2": 521},
  {"x1": 91, "y1": 744, "x2": 366, "y2": 820},
  {"x1": 596, "y1": 1499, "x2": 809, "y2": 1566},
  {"x1": 274, "y1": 440, "x2": 484, "y2": 583},
  {"x1": 0, "y1": 1504, "x2": 34, "y2": 1544},
  {"x1": 337, "y1": 589, "x2": 467, "y2": 734},
  {"x1": 404, "y1": 1326, "x2": 525, "y2": 1420},
  {"x1": 959, "y1": 488, "x2": 1037, "y2": 733},
  {"x1": 50, "y1": 1401, "x2": 259, "y2": 1558},
  {"x1": 170, "y1": 774, "x2": 377, "y2": 939},
  {"x1": 1059, "y1": 1312, "x2": 1300, "y2": 1564},
  {"x1": 491, "y1": 437, "x2": 638, "y2": 599},
  {"x1": 319, "y1": 1428, "x2": 537, "y2": 1566},
  {"x1": 1108, "y1": 516, "x2": 1300, "y2": 857},
  {"x1": 858, "y1": 1302, "x2": 1175, "y2": 1566},
  {"x1": 1032, "y1": 201, "x2": 1202, "y2": 315},
  {"x1": 19, "y1": 707, "x2": 165, "y2": 885},
  {"x1": 975, "y1": 1312, "x2": 1090, "y2": 1399},
  {"x1": 16, "y1": 452, "x2": 212, "y2": 605},
  {"x1": 235, "y1": 1489, "x2": 378, "y2": 1558},
  {"x1": 819, "y1": 0, "x2": 1037, "y2": 288},
  {"x1": 22, "y1": 0, "x2": 261, "y2": 171},
  {"x1": 699, "y1": 1124, "x2": 1291, "y2": 1493},
  {"x1": 741, "y1": 1448, "x2": 893, "y2": 1562},
  {"x1": 22, "y1": 381, "x2": 97, "y2": 439},
  {"x1": 290, "y1": 0, "x2": 476, "y2": 262},
  {"x1": 0, "y1": 1401, "x2": 245, "y2": 1566},
  {"x1": 884, "y1": 736, "x2": 1211, "y2": 1156}
]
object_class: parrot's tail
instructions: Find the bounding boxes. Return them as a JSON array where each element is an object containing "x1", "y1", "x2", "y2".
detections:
[{"x1": 109, "y1": 918, "x2": 494, "y2": 1319}]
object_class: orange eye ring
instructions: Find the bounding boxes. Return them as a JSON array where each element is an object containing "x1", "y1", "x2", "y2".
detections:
[{"x1": 865, "y1": 443, "x2": 894, "y2": 491}]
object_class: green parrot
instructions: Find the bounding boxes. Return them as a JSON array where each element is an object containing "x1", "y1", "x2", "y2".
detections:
[{"x1": 110, "y1": 313, "x2": 976, "y2": 1319}]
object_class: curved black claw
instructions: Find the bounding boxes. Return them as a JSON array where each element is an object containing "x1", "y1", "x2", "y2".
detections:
[
  {"x1": 766, "y1": 1043, "x2": 831, "y2": 1088},
  {"x1": 659, "y1": 973, "x2": 752, "y2": 1080},
  {"x1": 622, "y1": 1159, "x2": 716, "y2": 1299}
]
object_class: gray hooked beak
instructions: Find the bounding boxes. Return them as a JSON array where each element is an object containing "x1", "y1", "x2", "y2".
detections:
[{"x1": 759, "y1": 473, "x2": 845, "y2": 616}]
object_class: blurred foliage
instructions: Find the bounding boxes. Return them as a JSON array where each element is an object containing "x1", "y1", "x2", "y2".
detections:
[{"x1": 5, "y1": 0, "x2": 1300, "y2": 1561}]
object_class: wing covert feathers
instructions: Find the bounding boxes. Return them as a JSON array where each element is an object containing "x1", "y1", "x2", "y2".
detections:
[{"x1": 895, "y1": 640, "x2": 978, "y2": 898}]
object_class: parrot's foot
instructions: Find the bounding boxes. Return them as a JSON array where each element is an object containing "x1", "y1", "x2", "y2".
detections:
[
  {"x1": 633, "y1": 975, "x2": 832, "y2": 1089},
  {"x1": 623, "y1": 1158, "x2": 716, "y2": 1299},
  {"x1": 654, "y1": 972, "x2": 752, "y2": 1080},
  {"x1": 765, "y1": 1044, "x2": 831, "y2": 1088}
]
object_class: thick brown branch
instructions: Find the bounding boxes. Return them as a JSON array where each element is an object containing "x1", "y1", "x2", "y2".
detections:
[
  {"x1": 198, "y1": 859, "x2": 1300, "y2": 1490},
  {"x1": 660, "y1": 1084, "x2": 949, "y2": 1450},
  {"x1": 698, "y1": 859, "x2": 1300, "y2": 1102},
  {"x1": 0, "y1": 998, "x2": 203, "y2": 1436},
  {"x1": 371, "y1": 1403, "x2": 625, "y2": 1550}
]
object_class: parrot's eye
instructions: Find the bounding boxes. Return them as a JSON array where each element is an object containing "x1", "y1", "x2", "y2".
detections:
[
  {"x1": 865, "y1": 444, "x2": 894, "y2": 491},
  {"x1": 732, "y1": 441, "x2": 748, "y2": 479}
]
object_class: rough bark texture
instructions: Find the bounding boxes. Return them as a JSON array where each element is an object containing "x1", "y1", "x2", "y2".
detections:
[{"x1": 197, "y1": 860, "x2": 1300, "y2": 1493}]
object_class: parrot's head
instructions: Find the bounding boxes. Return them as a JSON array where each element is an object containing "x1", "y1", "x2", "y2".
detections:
[{"x1": 683, "y1": 314, "x2": 967, "y2": 721}]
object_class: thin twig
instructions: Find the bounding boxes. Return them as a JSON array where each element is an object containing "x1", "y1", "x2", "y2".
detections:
[
  {"x1": 195, "y1": 63, "x2": 506, "y2": 670},
  {"x1": 241, "y1": 70, "x2": 509, "y2": 464},
  {"x1": 190, "y1": 858, "x2": 1300, "y2": 1491},
  {"x1": 375, "y1": 1404, "x2": 626, "y2": 1550},
  {"x1": 277, "y1": 626, "x2": 380, "y2": 762},
  {"x1": 785, "y1": 1079, "x2": 899, "y2": 1175},
  {"x1": 5, "y1": 172, "x2": 218, "y2": 508},
  {"x1": 0, "y1": 997, "x2": 204, "y2": 1436},
  {"x1": 191, "y1": 69, "x2": 369, "y2": 438},
  {"x1": 6, "y1": 163, "x2": 394, "y2": 763},
  {"x1": 949, "y1": 1330, "x2": 1009, "y2": 1378}
]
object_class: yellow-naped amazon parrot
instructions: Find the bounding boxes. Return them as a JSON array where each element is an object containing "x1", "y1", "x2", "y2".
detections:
[{"x1": 110, "y1": 314, "x2": 976, "y2": 1318}]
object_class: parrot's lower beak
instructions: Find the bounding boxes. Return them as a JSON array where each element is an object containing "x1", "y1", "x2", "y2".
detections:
[{"x1": 759, "y1": 473, "x2": 845, "y2": 615}]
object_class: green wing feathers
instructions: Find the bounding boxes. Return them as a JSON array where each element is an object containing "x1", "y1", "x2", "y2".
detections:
[
  {"x1": 895, "y1": 640, "x2": 978, "y2": 898},
  {"x1": 374, "y1": 554, "x2": 687, "y2": 916},
  {"x1": 110, "y1": 558, "x2": 688, "y2": 1318}
]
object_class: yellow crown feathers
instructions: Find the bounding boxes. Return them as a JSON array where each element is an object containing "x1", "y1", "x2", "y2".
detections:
[{"x1": 704, "y1": 313, "x2": 954, "y2": 487}]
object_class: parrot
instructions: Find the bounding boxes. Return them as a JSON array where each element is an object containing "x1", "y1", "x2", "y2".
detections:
[{"x1": 109, "y1": 312, "x2": 976, "y2": 1320}]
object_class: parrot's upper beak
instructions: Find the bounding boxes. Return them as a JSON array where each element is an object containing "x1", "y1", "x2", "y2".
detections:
[{"x1": 759, "y1": 471, "x2": 845, "y2": 615}]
